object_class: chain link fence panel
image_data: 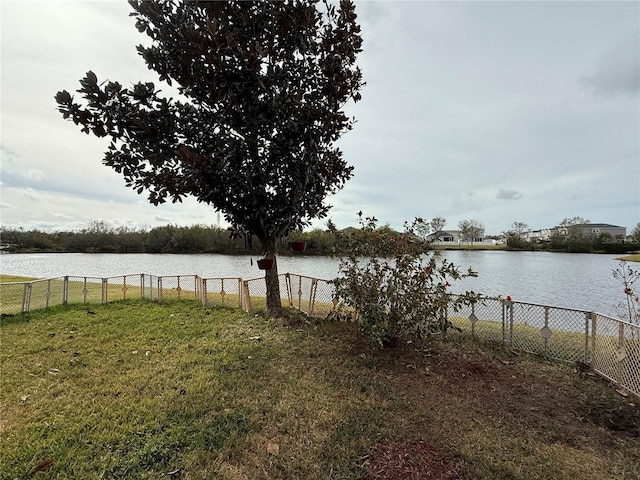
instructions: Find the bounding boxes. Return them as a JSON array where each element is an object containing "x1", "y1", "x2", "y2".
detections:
[
  {"x1": 199, "y1": 277, "x2": 244, "y2": 309},
  {"x1": 102, "y1": 275, "x2": 145, "y2": 302},
  {"x1": 154, "y1": 275, "x2": 200, "y2": 302},
  {"x1": 25, "y1": 278, "x2": 66, "y2": 311},
  {"x1": 66, "y1": 276, "x2": 105, "y2": 305},
  {"x1": 448, "y1": 295, "x2": 590, "y2": 363},
  {"x1": 243, "y1": 275, "x2": 289, "y2": 314},
  {"x1": 285, "y1": 274, "x2": 337, "y2": 317},
  {"x1": 446, "y1": 296, "x2": 505, "y2": 344},
  {"x1": 591, "y1": 313, "x2": 640, "y2": 398},
  {"x1": 1, "y1": 281, "x2": 32, "y2": 314},
  {"x1": 507, "y1": 302, "x2": 590, "y2": 363}
]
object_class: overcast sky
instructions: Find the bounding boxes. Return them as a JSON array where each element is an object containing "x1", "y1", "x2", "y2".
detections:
[{"x1": 1, "y1": 0, "x2": 638, "y2": 235}]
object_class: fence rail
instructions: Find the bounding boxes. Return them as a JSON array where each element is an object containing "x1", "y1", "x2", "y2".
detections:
[{"x1": 1, "y1": 273, "x2": 638, "y2": 398}]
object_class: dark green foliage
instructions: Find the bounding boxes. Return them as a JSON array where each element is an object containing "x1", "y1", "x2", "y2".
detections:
[
  {"x1": 55, "y1": 0, "x2": 365, "y2": 315},
  {"x1": 0, "y1": 224, "x2": 340, "y2": 255},
  {"x1": 505, "y1": 232, "x2": 532, "y2": 250},
  {"x1": 332, "y1": 214, "x2": 481, "y2": 346},
  {"x1": 504, "y1": 221, "x2": 532, "y2": 250}
]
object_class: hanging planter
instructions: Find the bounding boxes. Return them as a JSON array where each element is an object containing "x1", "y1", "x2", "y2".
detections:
[
  {"x1": 290, "y1": 241, "x2": 307, "y2": 252},
  {"x1": 257, "y1": 258, "x2": 274, "y2": 270}
]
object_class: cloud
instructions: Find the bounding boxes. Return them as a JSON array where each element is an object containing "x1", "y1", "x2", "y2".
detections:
[
  {"x1": 20, "y1": 188, "x2": 44, "y2": 202},
  {"x1": 1, "y1": 1, "x2": 638, "y2": 236},
  {"x1": 25, "y1": 169, "x2": 48, "y2": 182},
  {"x1": 580, "y1": 33, "x2": 640, "y2": 97},
  {"x1": 497, "y1": 189, "x2": 523, "y2": 201}
]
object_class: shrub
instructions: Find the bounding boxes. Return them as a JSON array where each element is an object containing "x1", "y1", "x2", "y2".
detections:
[
  {"x1": 613, "y1": 260, "x2": 640, "y2": 324},
  {"x1": 331, "y1": 214, "x2": 481, "y2": 346}
]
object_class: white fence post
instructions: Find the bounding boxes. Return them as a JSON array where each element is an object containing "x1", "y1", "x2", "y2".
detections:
[
  {"x1": 618, "y1": 321, "x2": 625, "y2": 386},
  {"x1": 585, "y1": 312, "x2": 592, "y2": 364},
  {"x1": 101, "y1": 279, "x2": 108, "y2": 304},
  {"x1": 309, "y1": 279, "x2": 318, "y2": 316},
  {"x1": 202, "y1": 278, "x2": 208, "y2": 306},
  {"x1": 241, "y1": 280, "x2": 251, "y2": 313},
  {"x1": 22, "y1": 283, "x2": 31, "y2": 313}
]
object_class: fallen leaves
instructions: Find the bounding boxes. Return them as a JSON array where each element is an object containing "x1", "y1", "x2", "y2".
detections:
[
  {"x1": 364, "y1": 441, "x2": 454, "y2": 480},
  {"x1": 30, "y1": 458, "x2": 53, "y2": 477},
  {"x1": 266, "y1": 440, "x2": 280, "y2": 456}
]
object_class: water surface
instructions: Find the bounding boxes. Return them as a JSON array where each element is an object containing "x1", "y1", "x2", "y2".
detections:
[{"x1": 0, "y1": 251, "x2": 628, "y2": 315}]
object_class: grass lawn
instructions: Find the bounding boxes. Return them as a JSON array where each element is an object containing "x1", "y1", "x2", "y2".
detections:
[{"x1": 1, "y1": 300, "x2": 638, "y2": 479}]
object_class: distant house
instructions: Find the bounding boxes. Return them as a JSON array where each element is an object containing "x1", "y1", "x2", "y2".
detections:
[
  {"x1": 427, "y1": 230, "x2": 495, "y2": 245},
  {"x1": 576, "y1": 223, "x2": 626, "y2": 237},
  {"x1": 524, "y1": 229, "x2": 552, "y2": 242},
  {"x1": 338, "y1": 226, "x2": 359, "y2": 235},
  {"x1": 427, "y1": 230, "x2": 461, "y2": 244},
  {"x1": 552, "y1": 223, "x2": 626, "y2": 238}
]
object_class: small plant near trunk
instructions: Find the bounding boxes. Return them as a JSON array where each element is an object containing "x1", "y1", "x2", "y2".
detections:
[
  {"x1": 613, "y1": 260, "x2": 640, "y2": 324},
  {"x1": 331, "y1": 213, "x2": 481, "y2": 346}
]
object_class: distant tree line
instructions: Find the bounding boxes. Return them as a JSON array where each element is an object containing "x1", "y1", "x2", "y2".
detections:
[
  {"x1": 0, "y1": 221, "x2": 337, "y2": 256},
  {"x1": 3, "y1": 218, "x2": 638, "y2": 255}
]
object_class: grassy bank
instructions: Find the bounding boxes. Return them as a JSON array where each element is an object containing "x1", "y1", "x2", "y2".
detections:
[
  {"x1": 617, "y1": 253, "x2": 640, "y2": 262},
  {"x1": 1, "y1": 300, "x2": 638, "y2": 479}
]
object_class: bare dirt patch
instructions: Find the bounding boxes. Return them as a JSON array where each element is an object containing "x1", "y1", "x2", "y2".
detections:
[
  {"x1": 363, "y1": 441, "x2": 455, "y2": 480},
  {"x1": 357, "y1": 336, "x2": 640, "y2": 479}
]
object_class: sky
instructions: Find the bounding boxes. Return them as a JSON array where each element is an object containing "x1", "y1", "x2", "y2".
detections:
[{"x1": 1, "y1": 0, "x2": 639, "y2": 236}]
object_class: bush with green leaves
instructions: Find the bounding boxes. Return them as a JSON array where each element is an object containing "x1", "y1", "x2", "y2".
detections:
[{"x1": 331, "y1": 214, "x2": 481, "y2": 346}]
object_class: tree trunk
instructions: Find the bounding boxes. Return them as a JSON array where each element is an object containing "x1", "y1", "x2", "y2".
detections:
[{"x1": 260, "y1": 236, "x2": 284, "y2": 317}]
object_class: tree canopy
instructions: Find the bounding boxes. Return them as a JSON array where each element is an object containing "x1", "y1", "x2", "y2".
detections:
[
  {"x1": 458, "y1": 219, "x2": 485, "y2": 245},
  {"x1": 55, "y1": 0, "x2": 364, "y2": 315}
]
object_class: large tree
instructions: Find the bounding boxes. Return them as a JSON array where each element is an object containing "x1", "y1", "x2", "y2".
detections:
[
  {"x1": 55, "y1": 0, "x2": 364, "y2": 316},
  {"x1": 504, "y1": 221, "x2": 529, "y2": 249},
  {"x1": 458, "y1": 219, "x2": 485, "y2": 246}
]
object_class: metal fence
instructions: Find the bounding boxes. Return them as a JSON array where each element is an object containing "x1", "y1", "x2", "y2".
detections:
[
  {"x1": 446, "y1": 295, "x2": 640, "y2": 398},
  {"x1": 1, "y1": 273, "x2": 638, "y2": 397},
  {"x1": 0, "y1": 273, "x2": 334, "y2": 317}
]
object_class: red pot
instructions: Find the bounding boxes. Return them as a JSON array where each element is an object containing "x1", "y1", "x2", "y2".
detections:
[
  {"x1": 290, "y1": 241, "x2": 307, "y2": 252},
  {"x1": 257, "y1": 258, "x2": 274, "y2": 270}
]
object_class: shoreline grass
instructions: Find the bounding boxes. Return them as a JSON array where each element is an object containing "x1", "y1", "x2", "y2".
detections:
[
  {"x1": 617, "y1": 253, "x2": 640, "y2": 262},
  {"x1": 1, "y1": 300, "x2": 638, "y2": 479}
]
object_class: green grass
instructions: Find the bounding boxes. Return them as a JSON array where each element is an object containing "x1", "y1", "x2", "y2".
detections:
[
  {"x1": 1, "y1": 300, "x2": 638, "y2": 479},
  {"x1": 0, "y1": 275, "x2": 38, "y2": 282},
  {"x1": 617, "y1": 253, "x2": 640, "y2": 262}
]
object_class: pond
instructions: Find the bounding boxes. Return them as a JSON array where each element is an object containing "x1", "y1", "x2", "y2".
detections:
[{"x1": 0, "y1": 251, "x2": 630, "y2": 317}]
